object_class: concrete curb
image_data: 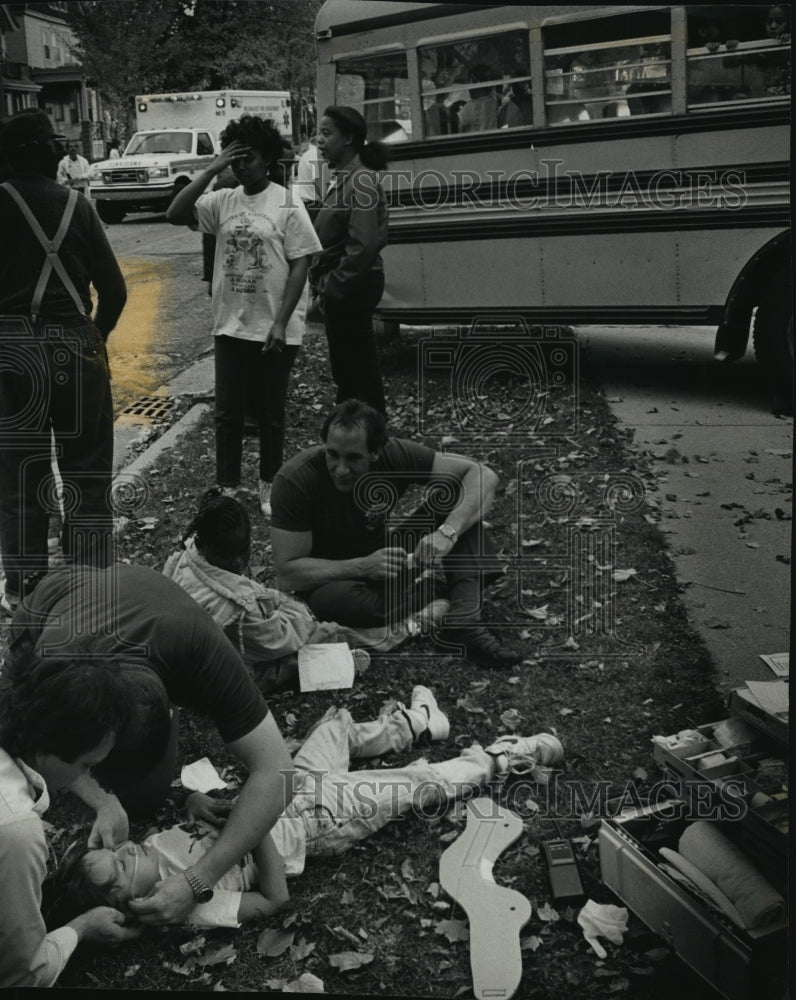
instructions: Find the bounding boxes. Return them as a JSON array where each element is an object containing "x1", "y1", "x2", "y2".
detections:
[{"x1": 112, "y1": 402, "x2": 211, "y2": 536}]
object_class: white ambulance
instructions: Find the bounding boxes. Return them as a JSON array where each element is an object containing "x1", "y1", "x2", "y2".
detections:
[{"x1": 90, "y1": 90, "x2": 293, "y2": 223}]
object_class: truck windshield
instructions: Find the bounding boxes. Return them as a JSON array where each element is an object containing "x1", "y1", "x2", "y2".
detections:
[{"x1": 125, "y1": 132, "x2": 194, "y2": 155}]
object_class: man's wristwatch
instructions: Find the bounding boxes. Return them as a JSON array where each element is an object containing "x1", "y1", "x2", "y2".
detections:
[
  {"x1": 183, "y1": 866, "x2": 214, "y2": 904},
  {"x1": 438, "y1": 523, "x2": 458, "y2": 542}
]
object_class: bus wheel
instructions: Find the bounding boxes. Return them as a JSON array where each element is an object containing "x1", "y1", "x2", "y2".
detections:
[
  {"x1": 96, "y1": 202, "x2": 126, "y2": 224},
  {"x1": 753, "y1": 267, "x2": 793, "y2": 414},
  {"x1": 374, "y1": 318, "x2": 400, "y2": 341}
]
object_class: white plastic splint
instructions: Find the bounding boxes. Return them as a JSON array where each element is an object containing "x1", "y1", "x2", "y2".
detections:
[{"x1": 439, "y1": 797, "x2": 531, "y2": 999}]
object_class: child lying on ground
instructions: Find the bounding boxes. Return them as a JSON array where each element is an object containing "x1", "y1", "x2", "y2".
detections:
[
  {"x1": 45, "y1": 688, "x2": 563, "y2": 930},
  {"x1": 162, "y1": 490, "x2": 442, "y2": 694}
]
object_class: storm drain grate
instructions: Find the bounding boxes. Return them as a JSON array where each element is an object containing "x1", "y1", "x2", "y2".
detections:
[{"x1": 119, "y1": 394, "x2": 175, "y2": 421}]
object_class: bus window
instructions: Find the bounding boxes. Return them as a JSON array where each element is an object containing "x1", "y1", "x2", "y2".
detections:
[
  {"x1": 334, "y1": 51, "x2": 411, "y2": 142},
  {"x1": 543, "y1": 9, "x2": 672, "y2": 124},
  {"x1": 686, "y1": 5, "x2": 791, "y2": 108},
  {"x1": 418, "y1": 30, "x2": 532, "y2": 136}
]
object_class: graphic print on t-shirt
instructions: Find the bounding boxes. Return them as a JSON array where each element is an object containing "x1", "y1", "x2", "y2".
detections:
[{"x1": 223, "y1": 222, "x2": 272, "y2": 293}]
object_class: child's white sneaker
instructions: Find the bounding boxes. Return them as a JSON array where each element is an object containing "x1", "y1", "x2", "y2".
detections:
[
  {"x1": 352, "y1": 648, "x2": 370, "y2": 675},
  {"x1": 406, "y1": 685, "x2": 450, "y2": 741},
  {"x1": 485, "y1": 733, "x2": 564, "y2": 778}
]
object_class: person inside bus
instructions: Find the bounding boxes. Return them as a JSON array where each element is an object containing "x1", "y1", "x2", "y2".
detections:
[
  {"x1": 459, "y1": 65, "x2": 499, "y2": 133},
  {"x1": 310, "y1": 106, "x2": 389, "y2": 416},
  {"x1": 425, "y1": 92, "x2": 452, "y2": 137}
]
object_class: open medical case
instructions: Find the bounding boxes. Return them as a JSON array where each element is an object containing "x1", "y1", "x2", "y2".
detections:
[{"x1": 598, "y1": 679, "x2": 788, "y2": 1000}]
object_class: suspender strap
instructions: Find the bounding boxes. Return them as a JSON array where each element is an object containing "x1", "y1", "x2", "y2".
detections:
[{"x1": 0, "y1": 182, "x2": 88, "y2": 322}]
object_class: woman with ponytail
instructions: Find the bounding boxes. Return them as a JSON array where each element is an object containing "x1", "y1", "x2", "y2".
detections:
[{"x1": 309, "y1": 106, "x2": 389, "y2": 414}]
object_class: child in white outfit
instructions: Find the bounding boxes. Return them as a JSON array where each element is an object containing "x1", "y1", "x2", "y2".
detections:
[{"x1": 45, "y1": 690, "x2": 563, "y2": 930}]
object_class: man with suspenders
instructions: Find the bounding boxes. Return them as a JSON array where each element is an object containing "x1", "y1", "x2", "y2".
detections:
[{"x1": 0, "y1": 110, "x2": 127, "y2": 613}]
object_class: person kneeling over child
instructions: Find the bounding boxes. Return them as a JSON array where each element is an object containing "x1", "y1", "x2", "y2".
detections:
[{"x1": 45, "y1": 690, "x2": 563, "y2": 930}]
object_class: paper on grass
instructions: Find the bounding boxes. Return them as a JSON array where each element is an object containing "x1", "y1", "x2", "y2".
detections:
[
  {"x1": 759, "y1": 652, "x2": 789, "y2": 677},
  {"x1": 743, "y1": 680, "x2": 789, "y2": 719},
  {"x1": 298, "y1": 643, "x2": 355, "y2": 692},
  {"x1": 181, "y1": 757, "x2": 227, "y2": 793}
]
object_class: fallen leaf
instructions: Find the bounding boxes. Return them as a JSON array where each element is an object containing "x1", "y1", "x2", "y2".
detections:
[
  {"x1": 124, "y1": 964, "x2": 140, "y2": 977},
  {"x1": 537, "y1": 902, "x2": 559, "y2": 922},
  {"x1": 633, "y1": 767, "x2": 648, "y2": 780},
  {"x1": 500, "y1": 708, "x2": 522, "y2": 730},
  {"x1": 179, "y1": 936, "x2": 206, "y2": 956},
  {"x1": 329, "y1": 924, "x2": 362, "y2": 946},
  {"x1": 521, "y1": 935, "x2": 542, "y2": 952},
  {"x1": 328, "y1": 951, "x2": 374, "y2": 972},
  {"x1": 290, "y1": 938, "x2": 316, "y2": 962},
  {"x1": 745, "y1": 542, "x2": 760, "y2": 549},
  {"x1": 401, "y1": 858, "x2": 417, "y2": 882},
  {"x1": 256, "y1": 929, "x2": 294, "y2": 958},
  {"x1": 456, "y1": 693, "x2": 485, "y2": 714},
  {"x1": 613, "y1": 568, "x2": 637, "y2": 582},
  {"x1": 524, "y1": 603, "x2": 549, "y2": 620},
  {"x1": 201, "y1": 944, "x2": 237, "y2": 967},
  {"x1": 434, "y1": 919, "x2": 469, "y2": 943},
  {"x1": 283, "y1": 972, "x2": 326, "y2": 993},
  {"x1": 703, "y1": 617, "x2": 731, "y2": 629},
  {"x1": 559, "y1": 707, "x2": 574, "y2": 716},
  {"x1": 341, "y1": 889, "x2": 355, "y2": 905}
]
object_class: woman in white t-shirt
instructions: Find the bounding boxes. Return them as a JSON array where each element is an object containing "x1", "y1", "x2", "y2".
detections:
[{"x1": 166, "y1": 116, "x2": 322, "y2": 517}]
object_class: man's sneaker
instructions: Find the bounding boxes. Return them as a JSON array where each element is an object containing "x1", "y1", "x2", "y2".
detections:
[
  {"x1": 259, "y1": 480, "x2": 272, "y2": 518},
  {"x1": 439, "y1": 625, "x2": 522, "y2": 669},
  {"x1": 404, "y1": 685, "x2": 450, "y2": 742},
  {"x1": 485, "y1": 733, "x2": 564, "y2": 779}
]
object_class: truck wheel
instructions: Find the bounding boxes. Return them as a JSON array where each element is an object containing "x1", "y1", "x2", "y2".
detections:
[
  {"x1": 753, "y1": 266, "x2": 793, "y2": 414},
  {"x1": 96, "y1": 202, "x2": 126, "y2": 224},
  {"x1": 170, "y1": 178, "x2": 190, "y2": 203}
]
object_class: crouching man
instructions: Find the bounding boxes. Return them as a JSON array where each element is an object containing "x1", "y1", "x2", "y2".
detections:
[{"x1": 270, "y1": 399, "x2": 522, "y2": 668}]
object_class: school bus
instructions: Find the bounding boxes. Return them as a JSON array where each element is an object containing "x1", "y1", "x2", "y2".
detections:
[{"x1": 314, "y1": 2, "x2": 791, "y2": 401}]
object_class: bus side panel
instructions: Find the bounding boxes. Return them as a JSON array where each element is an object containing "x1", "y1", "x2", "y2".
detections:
[{"x1": 677, "y1": 228, "x2": 786, "y2": 306}]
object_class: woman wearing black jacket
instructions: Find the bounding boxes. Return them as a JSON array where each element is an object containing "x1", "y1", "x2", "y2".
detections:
[{"x1": 310, "y1": 106, "x2": 388, "y2": 415}]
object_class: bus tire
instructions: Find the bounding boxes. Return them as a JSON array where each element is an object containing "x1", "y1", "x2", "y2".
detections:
[
  {"x1": 373, "y1": 318, "x2": 400, "y2": 341},
  {"x1": 753, "y1": 267, "x2": 793, "y2": 415},
  {"x1": 96, "y1": 202, "x2": 126, "y2": 224}
]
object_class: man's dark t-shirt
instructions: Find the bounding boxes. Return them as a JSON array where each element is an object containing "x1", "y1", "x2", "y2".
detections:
[
  {"x1": 271, "y1": 438, "x2": 436, "y2": 560},
  {"x1": 8, "y1": 564, "x2": 268, "y2": 744}
]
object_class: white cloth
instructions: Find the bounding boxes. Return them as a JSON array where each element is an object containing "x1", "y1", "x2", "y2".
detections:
[
  {"x1": 577, "y1": 900, "x2": 629, "y2": 959},
  {"x1": 0, "y1": 750, "x2": 79, "y2": 987},
  {"x1": 677, "y1": 822, "x2": 785, "y2": 929},
  {"x1": 195, "y1": 183, "x2": 322, "y2": 345},
  {"x1": 56, "y1": 154, "x2": 92, "y2": 188}
]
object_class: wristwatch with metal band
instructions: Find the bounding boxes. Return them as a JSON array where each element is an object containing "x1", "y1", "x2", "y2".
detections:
[
  {"x1": 438, "y1": 523, "x2": 458, "y2": 542},
  {"x1": 183, "y1": 865, "x2": 214, "y2": 904}
]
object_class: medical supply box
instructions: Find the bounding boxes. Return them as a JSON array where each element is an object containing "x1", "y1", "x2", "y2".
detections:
[{"x1": 598, "y1": 680, "x2": 788, "y2": 1000}]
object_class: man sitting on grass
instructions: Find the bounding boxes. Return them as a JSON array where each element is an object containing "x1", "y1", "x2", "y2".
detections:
[
  {"x1": 270, "y1": 399, "x2": 522, "y2": 668},
  {"x1": 44, "y1": 689, "x2": 562, "y2": 930}
]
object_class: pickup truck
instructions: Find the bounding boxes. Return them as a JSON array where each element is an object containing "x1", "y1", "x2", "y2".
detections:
[{"x1": 89, "y1": 127, "x2": 218, "y2": 223}]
